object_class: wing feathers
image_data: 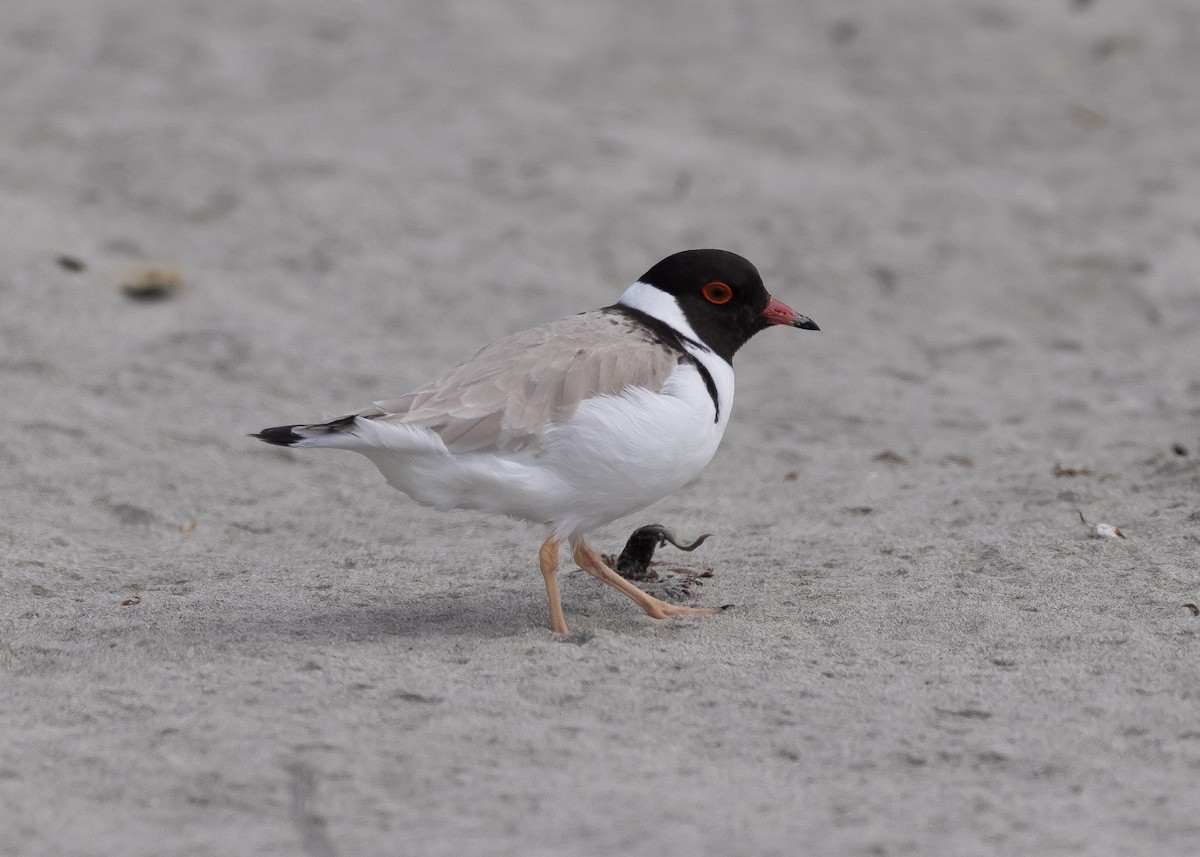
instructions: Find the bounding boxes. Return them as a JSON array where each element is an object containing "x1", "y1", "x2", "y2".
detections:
[{"x1": 359, "y1": 310, "x2": 681, "y2": 453}]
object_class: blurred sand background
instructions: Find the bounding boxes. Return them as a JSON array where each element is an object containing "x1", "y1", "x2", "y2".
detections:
[{"x1": 3, "y1": 1, "x2": 1200, "y2": 854}]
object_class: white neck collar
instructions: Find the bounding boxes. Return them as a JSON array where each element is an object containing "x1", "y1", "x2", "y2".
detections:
[{"x1": 615, "y1": 281, "x2": 709, "y2": 352}]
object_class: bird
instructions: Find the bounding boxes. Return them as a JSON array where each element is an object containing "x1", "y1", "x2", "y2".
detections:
[{"x1": 252, "y1": 249, "x2": 818, "y2": 634}]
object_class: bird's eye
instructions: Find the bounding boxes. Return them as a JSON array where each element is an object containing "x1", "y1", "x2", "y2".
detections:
[{"x1": 702, "y1": 281, "x2": 733, "y2": 304}]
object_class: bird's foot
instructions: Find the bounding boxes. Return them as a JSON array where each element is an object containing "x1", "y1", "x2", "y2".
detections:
[
  {"x1": 573, "y1": 537, "x2": 722, "y2": 625},
  {"x1": 642, "y1": 601, "x2": 722, "y2": 620}
]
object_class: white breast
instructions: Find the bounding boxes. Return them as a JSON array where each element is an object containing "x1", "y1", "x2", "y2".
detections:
[{"x1": 535, "y1": 359, "x2": 732, "y2": 538}]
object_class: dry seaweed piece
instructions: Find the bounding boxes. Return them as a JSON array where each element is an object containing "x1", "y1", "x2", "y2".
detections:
[
  {"x1": 1055, "y1": 463, "x2": 1093, "y2": 477},
  {"x1": 600, "y1": 524, "x2": 715, "y2": 600},
  {"x1": 120, "y1": 267, "x2": 183, "y2": 301},
  {"x1": 610, "y1": 524, "x2": 712, "y2": 580}
]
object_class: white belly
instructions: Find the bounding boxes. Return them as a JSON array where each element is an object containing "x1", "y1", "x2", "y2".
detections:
[
  {"x1": 357, "y1": 363, "x2": 733, "y2": 540},
  {"x1": 535, "y1": 364, "x2": 729, "y2": 536}
]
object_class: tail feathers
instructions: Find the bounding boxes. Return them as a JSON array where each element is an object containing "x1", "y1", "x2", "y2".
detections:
[{"x1": 251, "y1": 415, "x2": 358, "y2": 447}]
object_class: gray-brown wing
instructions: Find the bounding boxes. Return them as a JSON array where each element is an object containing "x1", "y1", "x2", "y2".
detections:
[{"x1": 357, "y1": 310, "x2": 682, "y2": 453}]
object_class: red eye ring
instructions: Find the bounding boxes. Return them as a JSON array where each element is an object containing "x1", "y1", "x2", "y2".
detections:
[{"x1": 702, "y1": 281, "x2": 733, "y2": 304}]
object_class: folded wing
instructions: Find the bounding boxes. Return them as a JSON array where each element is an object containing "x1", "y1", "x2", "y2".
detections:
[{"x1": 359, "y1": 310, "x2": 681, "y2": 453}]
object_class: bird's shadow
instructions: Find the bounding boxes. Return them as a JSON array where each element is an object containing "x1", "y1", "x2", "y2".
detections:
[{"x1": 198, "y1": 588, "x2": 564, "y2": 644}]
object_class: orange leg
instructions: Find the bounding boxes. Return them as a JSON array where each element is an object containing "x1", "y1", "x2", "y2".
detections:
[
  {"x1": 539, "y1": 537, "x2": 570, "y2": 635},
  {"x1": 572, "y1": 539, "x2": 721, "y2": 622}
]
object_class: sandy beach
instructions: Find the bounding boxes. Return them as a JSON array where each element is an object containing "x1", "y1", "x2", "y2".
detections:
[{"x1": 3, "y1": 1, "x2": 1199, "y2": 854}]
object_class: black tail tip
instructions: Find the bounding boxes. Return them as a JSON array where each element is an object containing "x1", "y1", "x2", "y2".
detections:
[{"x1": 250, "y1": 425, "x2": 304, "y2": 446}]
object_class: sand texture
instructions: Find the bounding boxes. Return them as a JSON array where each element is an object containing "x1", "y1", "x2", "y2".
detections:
[{"x1": 3, "y1": 1, "x2": 1200, "y2": 854}]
